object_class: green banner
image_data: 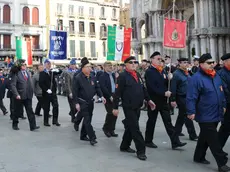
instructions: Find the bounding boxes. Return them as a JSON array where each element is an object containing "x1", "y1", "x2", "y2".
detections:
[
  {"x1": 107, "y1": 26, "x2": 116, "y2": 61},
  {"x1": 16, "y1": 36, "x2": 23, "y2": 60}
]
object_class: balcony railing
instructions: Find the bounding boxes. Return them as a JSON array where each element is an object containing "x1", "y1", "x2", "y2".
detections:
[
  {"x1": 32, "y1": 45, "x2": 40, "y2": 50},
  {"x1": 68, "y1": 12, "x2": 75, "y2": 17},
  {"x1": 78, "y1": 31, "x2": 85, "y2": 37},
  {"x1": 100, "y1": 31, "x2": 107, "y2": 40},
  {"x1": 89, "y1": 32, "x2": 96, "y2": 37},
  {"x1": 111, "y1": 17, "x2": 118, "y2": 21},
  {"x1": 56, "y1": 11, "x2": 64, "y2": 16},
  {"x1": 0, "y1": 44, "x2": 12, "y2": 49},
  {"x1": 69, "y1": 30, "x2": 76, "y2": 35},
  {"x1": 99, "y1": 15, "x2": 106, "y2": 20},
  {"x1": 88, "y1": 15, "x2": 95, "y2": 20},
  {"x1": 78, "y1": 13, "x2": 85, "y2": 19}
]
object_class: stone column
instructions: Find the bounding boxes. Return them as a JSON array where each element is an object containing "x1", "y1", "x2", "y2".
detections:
[
  {"x1": 200, "y1": 35, "x2": 207, "y2": 55},
  {"x1": 145, "y1": 13, "x2": 149, "y2": 38},
  {"x1": 131, "y1": 18, "x2": 137, "y2": 39},
  {"x1": 200, "y1": 0, "x2": 205, "y2": 28},
  {"x1": 193, "y1": 0, "x2": 199, "y2": 28},
  {"x1": 149, "y1": 43, "x2": 154, "y2": 55},
  {"x1": 0, "y1": 5, "x2": 2, "y2": 23},
  {"x1": 0, "y1": 35, "x2": 3, "y2": 49},
  {"x1": 194, "y1": 36, "x2": 201, "y2": 56},
  {"x1": 218, "y1": 36, "x2": 224, "y2": 58},
  {"x1": 226, "y1": 36, "x2": 230, "y2": 53},
  {"x1": 220, "y1": 0, "x2": 226, "y2": 27},
  {"x1": 153, "y1": 12, "x2": 158, "y2": 37},
  {"x1": 215, "y1": 0, "x2": 221, "y2": 27},
  {"x1": 209, "y1": 0, "x2": 215, "y2": 27},
  {"x1": 225, "y1": 0, "x2": 230, "y2": 27},
  {"x1": 143, "y1": 43, "x2": 148, "y2": 59},
  {"x1": 204, "y1": 0, "x2": 209, "y2": 27},
  {"x1": 134, "y1": 47, "x2": 139, "y2": 59},
  {"x1": 148, "y1": 12, "x2": 153, "y2": 36},
  {"x1": 157, "y1": 12, "x2": 161, "y2": 38},
  {"x1": 209, "y1": 35, "x2": 218, "y2": 60}
]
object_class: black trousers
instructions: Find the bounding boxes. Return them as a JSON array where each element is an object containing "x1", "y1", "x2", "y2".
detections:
[
  {"x1": 175, "y1": 97, "x2": 197, "y2": 137},
  {"x1": 120, "y1": 107, "x2": 145, "y2": 155},
  {"x1": 218, "y1": 103, "x2": 230, "y2": 148},
  {"x1": 35, "y1": 96, "x2": 42, "y2": 115},
  {"x1": 42, "y1": 94, "x2": 59, "y2": 124},
  {"x1": 12, "y1": 98, "x2": 36, "y2": 129},
  {"x1": 67, "y1": 96, "x2": 76, "y2": 120},
  {"x1": 145, "y1": 104, "x2": 179, "y2": 145},
  {"x1": 194, "y1": 122, "x2": 227, "y2": 167},
  {"x1": 9, "y1": 97, "x2": 14, "y2": 120},
  {"x1": 77, "y1": 101, "x2": 96, "y2": 140},
  {"x1": 102, "y1": 100, "x2": 117, "y2": 132},
  {"x1": 0, "y1": 99, "x2": 7, "y2": 114}
]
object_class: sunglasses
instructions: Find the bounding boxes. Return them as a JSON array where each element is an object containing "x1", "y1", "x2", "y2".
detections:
[
  {"x1": 128, "y1": 61, "x2": 138, "y2": 64},
  {"x1": 206, "y1": 61, "x2": 215, "y2": 65}
]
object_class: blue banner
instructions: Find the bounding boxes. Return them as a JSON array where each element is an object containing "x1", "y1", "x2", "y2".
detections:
[{"x1": 49, "y1": 30, "x2": 67, "y2": 60}]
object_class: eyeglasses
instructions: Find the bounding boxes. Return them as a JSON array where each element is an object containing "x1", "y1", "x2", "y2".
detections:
[
  {"x1": 156, "y1": 58, "x2": 162, "y2": 61},
  {"x1": 206, "y1": 61, "x2": 215, "y2": 65},
  {"x1": 22, "y1": 63, "x2": 27, "y2": 66},
  {"x1": 128, "y1": 61, "x2": 138, "y2": 64}
]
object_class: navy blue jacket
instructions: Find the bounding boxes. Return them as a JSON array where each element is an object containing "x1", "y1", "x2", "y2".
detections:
[
  {"x1": 218, "y1": 67, "x2": 230, "y2": 104},
  {"x1": 186, "y1": 70, "x2": 226, "y2": 123},
  {"x1": 113, "y1": 70, "x2": 150, "y2": 109},
  {"x1": 145, "y1": 66, "x2": 168, "y2": 107},
  {"x1": 0, "y1": 76, "x2": 6, "y2": 99},
  {"x1": 99, "y1": 72, "x2": 116, "y2": 101},
  {"x1": 171, "y1": 69, "x2": 189, "y2": 101}
]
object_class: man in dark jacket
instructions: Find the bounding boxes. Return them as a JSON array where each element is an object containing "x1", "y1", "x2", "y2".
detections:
[
  {"x1": 99, "y1": 61, "x2": 118, "y2": 137},
  {"x1": 10, "y1": 59, "x2": 39, "y2": 131},
  {"x1": 0, "y1": 69, "x2": 7, "y2": 115},
  {"x1": 39, "y1": 59, "x2": 62, "y2": 127},
  {"x1": 145, "y1": 51, "x2": 186, "y2": 149},
  {"x1": 218, "y1": 53, "x2": 230, "y2": 150},
  {"x1": 187, "y1": 53, "x2": 230, "y2": 172},
  {"x1": 113, "y1": 56, "x2": 156, "y2": 161},
  {"x1": 72, "y1": 57, "x2": 106, "y2": 146},
  {"x1": 170, "y1": 58, "x2": 197, "y2": 141}
]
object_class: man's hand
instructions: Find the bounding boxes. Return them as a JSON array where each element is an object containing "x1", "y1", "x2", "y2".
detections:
[
  {"x1": 165, "y1": 91, "x2": 172, "y2": 97},
  {"x1": 16, "y1": 95, "x2": 21, "y2": 100},
  {"x1": 69, "y1": 93, "x2": 73, "y2": 99},
  {"x1": 112, "y1": 109, "x2": 119, "y2": 116},
  {"x1": 47, "y1": 89, "x2": 52, "y2": 94},
  {"x1": 110, "y1": 96, "x2": 113, "y2": 102},
  {"x1": 187, "y1": 114, "x2": 195, "y2": 120},
  {"x1": 101, "y1": 97, "x2": 106, "y2": 104},
  {"x1": 171, "y1": 101, "x2": 177, "y2": 108},
  {"x1": 76, "y1": 104, "x2": 80, "y2": 112},
  {"x1": 224, "y1": 108, "x2": 226, "y2": 114},
  {"x1": 148, "y1": 100, "x2": 156, "y2": 111}
]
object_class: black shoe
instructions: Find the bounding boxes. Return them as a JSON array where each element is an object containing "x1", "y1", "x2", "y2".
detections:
[
  {"x1": 110, "y1": 131, "x2": 118, "y2": 137},
  {"x1": 103, "y1": 130, "x2": 111, "y2": 138},
  {"x1": 172, "y1": 142, "x2": 187, "y2": 149},
  {"x1": 80, "y1": 137, "x2": 90, "y2": 141},
  {"x1": 219, "y1": 165, "x2": 230, "y2": 172},
  {"x1": 53, "y1": 122, "x2": 61, "y2": 126},
  {"x1": 189, "y1": 135, "x2": 198, "y2": 141},
  {"x1": 137, "y1": 154, "x2": 147, "y2": 161},
  {"x1": 35, "y1": 114, "x2": 42, "y2": 116},
  {"x1": 145, "y1": 142, "x2": 158, "y2": 148},
  {"x1": 44, "y1": 123, "x2": 51, "y2": 127},
  {"x1": 179, "y1": 133, "x2": 185, "y2": 136},
  {"x1": 20, "y1": 116, "x2": 27, "y2": 120},
  {"x1": 120, "y1": 147, "x2": 136, "y2": 153},
  {"x1": 30, "y1": 126, "x2": 40, "y2": 131},
  {"x1": 12, "y1": 125, "x2": 19, "y2": 130},
  {"x1": 74, "y1": 123, "x2": 79, "y2": 131},
  {"x1": 3, "y1": 111, "x2": 8, "y2": 115},
  {"x1": 194, "y1": 159, "x2": 210, "y2": 165},
  {"x1": 90, "y1": 139, "x2": 97, "y2": 146}
]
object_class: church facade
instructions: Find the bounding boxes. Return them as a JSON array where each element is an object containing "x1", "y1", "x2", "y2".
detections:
[{"x1": 130, "y1": 0, "x2": 230, "y2": 61}]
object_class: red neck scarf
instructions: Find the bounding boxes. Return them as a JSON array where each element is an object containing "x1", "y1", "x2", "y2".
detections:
[
  {"x1": 201, "y1": 67, "x2": 216, "y2": 78},
  {"x1": 179, "y1": 67, "x2": 189, "y2": 76},
  {"x1": 126, "y1": 69, "x2": 138, "y2": 82},
  {"x1": 152, "y1": 64, "x2": 163, "y2": 73},
  {"x1": 224, "y1": 64, "x2": 230, "y2": 71}
]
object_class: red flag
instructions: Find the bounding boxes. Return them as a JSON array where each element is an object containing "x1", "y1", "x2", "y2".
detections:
[
  {"x1": 163, "y1": 18, "x2": 187, "y2": 49},
  {"x1": 122, "y1": 28, "x2": 132, "y2": 62},
  {"x1": 26, "y1": 40, "x2": 33, "y2": 67}
]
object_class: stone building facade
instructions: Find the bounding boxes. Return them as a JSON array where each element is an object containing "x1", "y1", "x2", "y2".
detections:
[{"x1": 130, "y1": 0, "x2": 230, "y2": 61}]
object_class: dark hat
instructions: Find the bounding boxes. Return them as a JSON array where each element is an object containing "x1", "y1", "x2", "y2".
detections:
[
  {"x1": 124, "y1": 56, "x2": 136, "y2": 63},
  {"x1": 70, "y1": 58, "x2": 76, "y2": 65},
  {"x1": 142, "y1": 59, "x2": 147, "y2": 63},
  {"x1": 221, "y1": 53, "x2": 230, "y2": 61},
  {"x1": 165, "y1": 55, "x2": 171, "y2": 59},
  {"x1": 150, "y1": 51, "x2": 161, "y2": 58},
  {"x1": 178, "y1": 58, "x2": 189, "y2": 62},
  {"x1": 81, "y1": 57, "x2": 89, "y2": 68},
  {"x1": 199, "y1": 53, "x2": 213, "y2": 63}
]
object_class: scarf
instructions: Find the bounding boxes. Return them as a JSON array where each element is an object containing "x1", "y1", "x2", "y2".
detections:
[
  {"x1": 152, "y1": 64, "x2": 163, "y2": 73},
  {"x1": 0, "y1": 76, "x2": 4, "y2": 83},
  {"x1": 201, "y1": 67, "x2": 216, "y2": 78},
  {"x1": 126, "y1": 69, "x2": 138, "y2": 82},
  {"x1": 179, "y1": 67, "x2": 189, "y2": 76}
]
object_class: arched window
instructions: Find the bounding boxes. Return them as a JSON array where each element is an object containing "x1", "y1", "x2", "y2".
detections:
[
  {"x1": 3, "y1": 5, "x2": 10, "y2": 23},
  {"x1": 100, "y1": 7, "x2": 105, "y2": 17},
  {"x1": 32, "y1": 7, "x2": 39, "y2": 25},
  {"x1": 112, "y1": 8, "x2": 116, "y2": 18},
  {"x1": 23, "y1": 6, "x2": 30, "y2": 25}
]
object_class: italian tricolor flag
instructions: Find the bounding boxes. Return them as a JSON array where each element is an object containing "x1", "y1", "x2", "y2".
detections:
[
  {"x1": 15, "y1": 36, "x2": 33, "y2": 66},
  {"x1": 107, "y1": 26, "x2": 132, "y2": 62}
]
